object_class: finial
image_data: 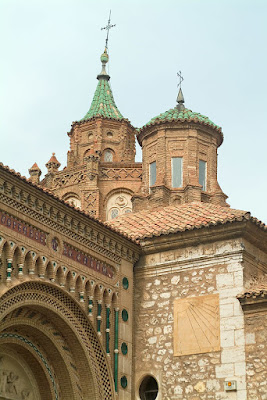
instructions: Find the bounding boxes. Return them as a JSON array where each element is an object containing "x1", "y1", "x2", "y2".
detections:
[
  {"x1": 97, "y1": 11, "x2": 115, "y2": 81},
  {"x1": 101, "y1": 10, "x2": 116, "y2": 51},
  {"x1": 97, "y1": 48, "x2": 110, "y2": 81},
  {"x1": 176, "y1": 71, "x2": 185, "y2": 111}
]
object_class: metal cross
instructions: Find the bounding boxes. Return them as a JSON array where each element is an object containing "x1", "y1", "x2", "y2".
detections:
[
  {"x1": 177, "y1": 71, "x2": 184, "y2": 89},
  {"x1": 101, "y1": 10, "x2": 116, "y2": 49}
]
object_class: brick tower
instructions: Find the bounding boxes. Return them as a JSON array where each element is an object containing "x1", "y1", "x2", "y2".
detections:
[
  {"x1": 40, "y1": 48, "x2": 142, "y2": 220},
  {"x1": 133, "y1": 87, "x2": 228, "y2": 211}
]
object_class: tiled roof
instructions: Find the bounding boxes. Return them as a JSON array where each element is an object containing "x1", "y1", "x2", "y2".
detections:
[
  {"x1": 46, "y1": 153, "x2": 60, "y2": 165},
  {"x1": 106, "y1": 202, "x2": 267, "y2": 241},
  {"x1": 138, "y1": 107, "x2": 221, "y2": 133},
  {"x1": 80, "y1": 49, "x2": 124, "y2": 122},
  {"x1": 81, "y1": 78, "x2": 124, "y2": 121},
  {"x1": 237, "y1": 279, "x2": 267, "y2": 300},
  {"x1": 29, "y1": 162, "x2": 40, "y2": 170}
]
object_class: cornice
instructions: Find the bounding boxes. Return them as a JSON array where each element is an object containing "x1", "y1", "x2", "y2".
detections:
[
  {"x1": 138, "y1": 220, "x2": 266, "y2": 255},
  {"x1": 68, "y1": 117, "x2": 136, "y2": 137},
  {"x1": 137, "y1": 121, "x2": 223, "y2": 147}
]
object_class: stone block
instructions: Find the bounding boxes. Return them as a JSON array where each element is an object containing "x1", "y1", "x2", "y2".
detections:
[
  {"x1": 221, "y1": 347, "x2": 245, "y2": 364},
  {"x1": 233, "y1": 300, "x2": 243, "y2": 316},
  {"x1": 220, "y1": 330, "x2": 234, "y2": 348},
  {"x1": 141, "y1": 301, "x2": 155, "y2": 308},
  {"x1": 219, "y1": 287, "x2": 241, "y2": 299},
  {"x1": 234, "y1": 271, "x2": 244, "y2": 287},
  {"x1": 216, "y1": 273, "x2": 234, "y2": 289},
  {"x1": 220, "y1": 315, "x2": 244, "y2": 331},
  {"x1": 215, "y1": 363, "x2": 234, "y2": 378},
  {"x1": 234, "y1": 329, "x2": 245, "y2": 346},
  {"x1": 147, "y1": 336, "x2": 157, "y2": 345},
  {"x1": 236, "y1": 389, "x2": 247, "y2": 400},
  {"x1": 234, "y1": 361, "x2": 246, "y2": 376},
  {"x1": 160, "y1": 292, "x2": 170, "y2": 299},
  {"x1": 220, "y1": 303, "x2": 234, "y2": 318},
  {"x1": 171, "y1": 275, "x2": 180, "y2": 285}
]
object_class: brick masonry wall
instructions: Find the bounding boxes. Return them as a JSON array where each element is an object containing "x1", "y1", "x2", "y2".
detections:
[
  {"x1": 244, "y1": 312, "x2": 267, "y2": 400},
  {"x1": 134, "y1": 239, "x2": 247, "y2": 400}
]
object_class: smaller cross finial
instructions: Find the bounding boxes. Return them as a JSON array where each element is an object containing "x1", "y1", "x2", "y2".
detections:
[
  {"x1": 177, "y1": 71, "x2": 184, "y2": 89},
  {"x1": 176, "y1": 71, "x2": 185, "y2": 109},
  {"x1": 101, "y1": 10, "x2": 116, "y2": 50}
]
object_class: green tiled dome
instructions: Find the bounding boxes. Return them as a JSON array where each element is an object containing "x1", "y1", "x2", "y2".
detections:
[
  {"x1": 140, "y1": 107, "x2": 221, "y2": 131},
  {"x1": 81, "y1": 79, "x2": 124, "y2": 121},
  {"x1": 80, "y1": 49, "x2": 124, "y2": 122}
]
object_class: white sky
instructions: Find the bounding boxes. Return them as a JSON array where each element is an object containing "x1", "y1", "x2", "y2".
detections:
[{"x1": 0, "y1": 0, "x2": 266, "y2": 223}]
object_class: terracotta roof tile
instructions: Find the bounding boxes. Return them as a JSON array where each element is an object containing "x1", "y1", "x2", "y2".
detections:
[
  {"x1": 106, "y1": 202, "x2": 267, "y2": 241},
  {"x1": 29, "y1": 162, "x2": 40, "y2": 170},
  {"x1": 237, "y1": 278, "x2": 267, "y2": 300},
  {"x1": 46, "y1": 153, "x2": 60, "y2": 165}
]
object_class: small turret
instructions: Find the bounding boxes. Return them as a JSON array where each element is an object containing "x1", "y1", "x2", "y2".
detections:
[
  {"x1": 45, "y1": 153, "x2": 61, "y2": 173},
  {"x1": 28, "y1": 163, "x2": 41, "y2": 185}
]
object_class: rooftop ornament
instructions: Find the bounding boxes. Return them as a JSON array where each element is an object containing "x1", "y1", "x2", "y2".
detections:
[
  {"x1": 101, "y1": 10, "x2": 116, "y2": 51},
  {"x1": 176, "y1": 71, "x2": 185, "y2": 112}
]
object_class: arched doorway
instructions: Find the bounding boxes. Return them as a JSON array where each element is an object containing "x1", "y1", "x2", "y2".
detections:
[{"x1": 0, "y1": 281, "x2": 115, "y2": 400}]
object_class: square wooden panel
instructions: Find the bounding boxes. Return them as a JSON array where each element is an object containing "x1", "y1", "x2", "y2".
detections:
[{"x1": 174, "y1": 294, "x2": 220, "y2": 356}]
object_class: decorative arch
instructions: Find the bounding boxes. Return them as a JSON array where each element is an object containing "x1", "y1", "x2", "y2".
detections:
[
  {"x1": 62, "y1": 192, "x2": 81, "y2": 209},
  {"x1": 0, "y1": 281, "x2": 115, "y2": 400},
  {"x1": 103, "y1": 148, "x2": 115, "y2": 163},
  {"x1": 105, "y1": 189, "x2": 134, "y2": 221}
]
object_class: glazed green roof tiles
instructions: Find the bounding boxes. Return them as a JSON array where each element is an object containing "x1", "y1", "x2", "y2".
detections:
[
  {"x1": 80, "y1": 49, "x2": 124, "y2": 121},
  {"x1": 139, "y1": 107, "x2": 221, "y2": 131}
]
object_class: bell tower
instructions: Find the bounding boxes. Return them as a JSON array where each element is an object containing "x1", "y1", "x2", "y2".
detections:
[
  {"x1": 67, "y1": 48, "x2": 136, "y2": 169},
  {"x1": 39, "y1": 46, "x2": 141, "y2": 219}
]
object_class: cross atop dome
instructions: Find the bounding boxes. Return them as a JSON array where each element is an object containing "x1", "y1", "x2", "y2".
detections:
[
  {"x1": 176, "y1": 71, "x2": 185, "y2": 111},
  {"x1": 101, "y1": 10, "x2": 116, "y2": 51}
]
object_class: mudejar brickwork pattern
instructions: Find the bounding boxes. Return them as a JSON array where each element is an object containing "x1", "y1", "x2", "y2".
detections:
[{"x1": 0, "y1": 43, "x2": 266, "y2": 400}]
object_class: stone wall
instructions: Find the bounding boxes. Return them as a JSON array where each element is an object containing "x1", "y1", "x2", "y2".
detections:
[
  {"x1": 244, "y1": 312, "x2": 267, "y2": 400},
  {"x1": 134, "y1": 238, "x2": 247, "y2": 400}
]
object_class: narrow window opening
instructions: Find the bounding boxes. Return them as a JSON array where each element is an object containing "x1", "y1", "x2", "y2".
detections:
[
  {"x1": 149, "y1": 162, "x2": 156, "y2": 187},
  {"x1": 172, "y1": 157, "x2": 183, "y2": 188},
  {"x1": 199, "y1": 160, "x2": 207, "y2": 191},
  {"x1": 104, "y1": 149, "x2": 113, "y2": 162}
]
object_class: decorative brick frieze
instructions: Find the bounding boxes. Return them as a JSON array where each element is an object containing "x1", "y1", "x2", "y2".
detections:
[{"x1": 0, "y1": 170, "x2": 140, "y2": 264}]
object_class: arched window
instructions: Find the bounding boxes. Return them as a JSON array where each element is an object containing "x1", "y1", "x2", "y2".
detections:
[
  {"x1": 104, "y1": 149, "x2": 113, "y2": 162},
  {"x1": 106, "y1": 193, "x2": 133, "y2": 221},
  {"x1": 63, "y1": 194, "x2": 81, "y2": 209}
]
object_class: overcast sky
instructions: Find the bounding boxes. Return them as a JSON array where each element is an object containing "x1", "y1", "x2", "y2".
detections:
[{"x1": 0, "y1": 0, "x2": 266, "y2": 223}]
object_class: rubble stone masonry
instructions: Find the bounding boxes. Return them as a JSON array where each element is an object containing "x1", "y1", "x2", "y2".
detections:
[
  {"x1": 134, "y1": 238, "x2": 248, "y2": 400},
  {"x1": 244, "y1": 313, "x2": 267, "y2": 399}
]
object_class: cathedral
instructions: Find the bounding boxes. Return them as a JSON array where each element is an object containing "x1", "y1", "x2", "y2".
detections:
[{"x1": 0, "y1": 40, "x2": 266, "y2": 400}]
